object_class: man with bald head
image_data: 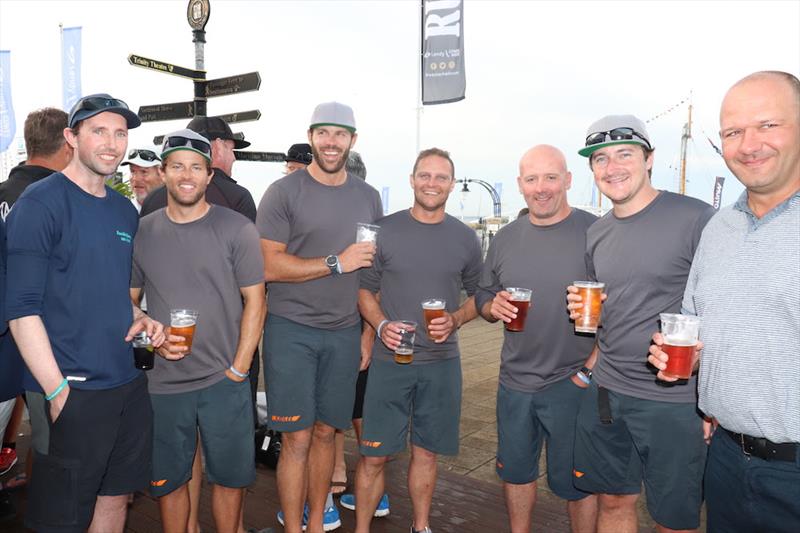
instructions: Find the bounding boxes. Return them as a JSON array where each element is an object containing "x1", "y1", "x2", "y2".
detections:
[
  {"x1": 476, "y1": 145, "x2": 598, "y2": 532},
  {"x1": 649, "y1": 71, "x2": 800, "y2": 531}
]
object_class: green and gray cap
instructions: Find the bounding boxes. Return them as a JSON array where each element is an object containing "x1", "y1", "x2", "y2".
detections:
[
  {"x1": 309, "y1": 101, "x2": 356, "y2": 133},
  {"x1": 578, "y1": 114, "x2": 653, "y2": 157},
  {"x1": 160, "y1": 128, "x2": 212, "y2": 162}
]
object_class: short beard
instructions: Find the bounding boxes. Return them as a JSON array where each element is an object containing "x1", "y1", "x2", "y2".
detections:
[
  {"x1": 311, "y1": 144, "x2": 350, "y2": 174},
  {"x1": 167, "y1": 185, "x2": 205, "y2": 207}
]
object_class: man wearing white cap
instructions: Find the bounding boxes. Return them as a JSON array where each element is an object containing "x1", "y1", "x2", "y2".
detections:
[
  {"x1": 256, "y1": 102, "x2": 382, "y2": 533},
  {"x1": 121, "y1": 147, "x2": 162, "y2": 212},
  {"x1": 566, "y1": 115, "x2": 715, "y2": 533}
]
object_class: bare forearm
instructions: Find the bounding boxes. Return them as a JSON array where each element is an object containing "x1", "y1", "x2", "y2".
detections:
[
  {"x1": 231, "y1": 290, "x2": 267, "y2": 372},
  {"x1": 9, "y1": 316, "x2": 64, "y2": 393},
  {"x1": 264, "y1": 249, "x2": 330, "y2": 283},
  {"x1": 357, "y1": 289, "x2": 386, "y2": 330},
  {"x1": 452, "y1": 296, "x2": 478, "y2": 329},
  {"x1": 583, "y1": 344, "x2": 599, "y2": 369},
  {"x1": 479, "y1": 298, "x2": 498, "y2": 323}
]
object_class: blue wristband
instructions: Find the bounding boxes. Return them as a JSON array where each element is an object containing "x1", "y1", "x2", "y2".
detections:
[
  {"x1": 575, "y1": 371, "x2": 591, "y2": 385},
  {"x1": 45, "y1": 378, "x2": 69, "y2": 401},
  {"x1": 229, "y1": 365, "x2": 249, "y2": 378}
]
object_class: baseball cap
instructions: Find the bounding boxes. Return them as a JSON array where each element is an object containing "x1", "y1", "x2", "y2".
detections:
[
  {"x1": 160, "y1": 129, "x2": 212, "y2": 163},
  {"x1": 121, "y1": 147, "x2": 161, "y2": 168},
  {"x1": 68, "y1": 93, "x2": 141, "y2": 129},
  {"x1": 309, "y1": 101, "x2": 356, "y2": 133},
  {"x1": 186, "y1": 116, "x2": 251, "y2": 149},
  {"x1": 286, "y1": 143, "x2": 312, "y2": 164},
  {"x1": 578, "y1": 114, "x2": 653, "y2": 157}
]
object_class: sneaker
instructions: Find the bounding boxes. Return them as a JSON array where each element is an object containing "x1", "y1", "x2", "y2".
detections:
[
  {"x1": 0, "y1": 448, "x2": 17, "y2": 476},
  {"x1": 277, "y1": 504, "x2": 341, "y2": 531},
  {"x1": 339, "y1": 493, "x2": 390, "y2": 517},
  {"x1": 411, "y1": 527, "x2": 433, "y2": 533}
]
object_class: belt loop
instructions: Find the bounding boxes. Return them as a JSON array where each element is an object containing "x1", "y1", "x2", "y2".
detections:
[
  {"x1": 739, "y1": 433, "x2": 751, "y2": 460},
  {"x1": 597, "y1": 386, "x2": 613, "y2": 424}
]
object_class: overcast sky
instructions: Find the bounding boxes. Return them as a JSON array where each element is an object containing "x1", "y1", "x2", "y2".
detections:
[{"x1": 1, "y1": 0, "x2": 799, "y2": 217}]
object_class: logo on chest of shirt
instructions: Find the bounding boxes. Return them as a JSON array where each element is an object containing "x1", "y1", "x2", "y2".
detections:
[{"x1": 115, "y1": 230, "x2": 132, "y2": 244}]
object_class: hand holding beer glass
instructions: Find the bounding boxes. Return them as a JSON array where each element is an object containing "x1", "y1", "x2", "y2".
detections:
[
  {"x1": 566, "y1": 283, "x2": 607, "y2": 331},
  {"x1": 496, "y1": 288, "x2": 532, "y2": 332},
  {"x1": 648, "y1": 314, "x2": 702, "y2": 380},
  {"x1": 338, "y1": 224, "x2": 379, "y2": 273},
  {"x1": 422, "y1": 298, "x2": 449, "y2": 341},
  {"x1": 162, "y1": 308, "x2": 198, "y2": 358},
  {"x1": 132, "y1": 331, "x2": 155, "y2": 370},
  {"x1": 379, "y1": 319, "x2": 417, "y2": 364}
]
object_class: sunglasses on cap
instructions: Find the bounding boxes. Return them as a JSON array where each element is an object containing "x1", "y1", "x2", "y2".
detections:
[
  {"x1": 73, "y1": 96, "x2": 131, "y2": 114},
  {"x1": 165, "y1": 136, "x2": 212, "y2": 155},
  {"x1": 287, "y1": 149, "x2": 312, "y2": 164},
  {"x1": 128, "y1": 149, "x2": 160, "y2": 162},
  {"x1": 585, "y1": 128, "x2": 652, "y2": 150}
]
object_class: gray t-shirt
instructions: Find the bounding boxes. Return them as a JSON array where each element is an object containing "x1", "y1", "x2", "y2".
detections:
[
  {"x1": 256, "y1": 170, "x2": 382, "y2": 329},
  {"x1": 360, "y1": 210, "x2": 483, "y2": 364},
  {"x1": 587, "y1": 191, "x2": 715, "y2": 403},
  {"x1": 131, "y1": 206, "x2": 264, "y2": 394},
  {"x1": 475, "y1": 209, "x2": 598, "y2": 393}
]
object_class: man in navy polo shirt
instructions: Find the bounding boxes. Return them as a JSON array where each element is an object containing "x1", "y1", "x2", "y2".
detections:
[{"x1": 6, "y1": 93, "x2": 165, "y2": 533}]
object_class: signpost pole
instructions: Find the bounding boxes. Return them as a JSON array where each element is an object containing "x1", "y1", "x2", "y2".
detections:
[{"x1": 187, "y1": 0, "x2": 211, "y2": 116}]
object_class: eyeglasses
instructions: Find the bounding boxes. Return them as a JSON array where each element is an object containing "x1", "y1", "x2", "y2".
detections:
[
  {"x1": 128, "y1": 149, "x2": 160, "y2": 162},
  {"x1": 585, "y1": 128, "x2": 652, "y2": 150},
  {"x1": 165, "y1": 136, "x2": 211, "y2": 155},
  {"x1": 286, "y1": 149, "x2": 312, "y2": 164}
]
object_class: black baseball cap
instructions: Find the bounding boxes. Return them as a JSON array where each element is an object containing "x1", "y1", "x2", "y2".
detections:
[
  {"x1": 286, "y1": 143, "x2": 312, "y2": 164},
  {"x1": 68, "y1": 93, "x2": 141, "y2": 129},
  {"x1": 186, "y1": 116, "x2": 251, "y2": 149}
]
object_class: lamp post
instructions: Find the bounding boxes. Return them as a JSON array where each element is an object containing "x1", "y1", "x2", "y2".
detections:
[{"x1": 456, "y1": 178, "x2": 502, "y2": 217}]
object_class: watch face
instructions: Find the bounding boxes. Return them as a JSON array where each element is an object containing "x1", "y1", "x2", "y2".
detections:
[{"x1": 325, "y1": 255, "x2": 337, "y2": 267}]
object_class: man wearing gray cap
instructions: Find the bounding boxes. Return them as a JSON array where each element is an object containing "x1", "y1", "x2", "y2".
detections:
[
  {"x1": 121, "y1": 146, "x2": 162, "y2": 211},
  {"x1": 566, "y1": 115, "x2": 715, "y2": 533},
  {"x1": 6, "y1": 93, "x2": 166, "y2": 533},
  {"x1": 131, "y1": 129, "x2": 265, "y2": 533},
  {"x1": 257, "y1": 102, "x2": 382, "y2": 533}
]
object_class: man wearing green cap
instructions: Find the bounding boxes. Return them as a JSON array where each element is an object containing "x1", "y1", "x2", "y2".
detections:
[
  {"x1": 257, "y1": 101, "x2": 382, "y2": 533},
  {"x1": 131, "y1": 129, "x2": 266, "y2": 533},
  {"x1": 566, "y1": 115, "x2": 715, "y2": 533}
]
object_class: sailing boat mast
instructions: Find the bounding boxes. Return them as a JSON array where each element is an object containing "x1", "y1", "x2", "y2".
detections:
[{"x1": 679, "y1": 93, "x2": 693, "y2": 195}]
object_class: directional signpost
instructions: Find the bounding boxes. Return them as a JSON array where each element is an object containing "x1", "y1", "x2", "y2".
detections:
[
  {"x1": 205, "y1": 72, "x2": 261, "y2": 97},
  {"x1": 128, "y1": 1, "x2": 279, "y2": 164}
]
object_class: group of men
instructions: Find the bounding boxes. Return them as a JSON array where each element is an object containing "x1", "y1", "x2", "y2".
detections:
[{"x1": 0, "y1": 68, "x2": 797, "y2": 533}]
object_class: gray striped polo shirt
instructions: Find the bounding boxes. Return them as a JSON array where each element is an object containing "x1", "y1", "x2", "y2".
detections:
[{"x1": 683, "y1": 190, "x2": 800, "y2": 443}]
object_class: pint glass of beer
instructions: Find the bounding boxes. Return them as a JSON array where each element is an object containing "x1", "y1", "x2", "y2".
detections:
[
  {"x1": 659, "y1": 313, "x2": 701, "y2": 379},
  {"x1": 356, "y1": 223, "x2": 380, "y2": 244},
  {"x1": 421, "y1": 299, "x2": 446, "y2": 340},
  {"x1": 395, "y1": 320, "x2": 417, "y2": 364},
  {"x1": 574, "y1": 281, "x2": 605, "y2": 333},
  {"x1": 170, "y1": 308, "x2": 199, "y2": 355},
  {"x1": 132, "y1": 331, "x2": 154, "y2": 370},
  {"x1": 505, "y1": 288, "x2": 532, "y2": 332}
]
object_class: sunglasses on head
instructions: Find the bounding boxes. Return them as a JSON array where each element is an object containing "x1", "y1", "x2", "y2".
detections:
[
  {"x1": 165, "y1": 136, "x2": 211, "y2": 155},
  {"x1": 74, "y1": 96, "x2": 130, "y2": 114},
  {"x1": 287, "y1": 149, "x2": 312, "y2": 164},
  {"x1": 585, "y1": 128, "x2": 652, "y2": 150},
  {"x1": 128, "y1": 149, "x2": 160, "y2": 162}
]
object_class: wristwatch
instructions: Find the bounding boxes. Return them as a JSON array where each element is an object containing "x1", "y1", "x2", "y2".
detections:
[
  {"x1": 325, "y1": 254, "x2": 340, "y2": 276},
  {"x1": 579, "y1": 366, "x2": 593, "y2": 381}
]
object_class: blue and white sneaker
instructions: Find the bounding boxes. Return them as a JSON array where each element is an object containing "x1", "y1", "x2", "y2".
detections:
[
  {"x1": 339, "y1": 493, "x2": 390, "y2": 517},
  {"x1": 277, "y1": 503, "x2": 341, "y2": 531}
]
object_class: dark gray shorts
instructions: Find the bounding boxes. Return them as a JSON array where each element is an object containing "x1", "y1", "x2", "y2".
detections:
[
  {"x1": 25, "y1": 374, "x2": 152, "y2": 533},
  {"x1": 263, "y1": 314, "x2": 361, "y2": 432},
  {"x1": 573, "y1": 383, "x2": 707, "y2": 530},
  {"x1": 496, "y1": 378, "x2": 591, "y2": 500},
  {"x1": 360, "y1": 357, "x2": 461, "y2": 457},
  {"x1": 149, "y1": 376, "x2": 255, "y2": 497}
]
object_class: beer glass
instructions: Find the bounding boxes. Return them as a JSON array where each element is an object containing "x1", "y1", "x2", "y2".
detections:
[
  {"x1": 356, "y1": 223, "x2": 380, "y2": 243},
  {"x1": 170, "y1": 309, "x2": 199, "y2": 355},
  {"x1": 421, "y1": 298, "x2": 446, "y2": 340},
  {"x1": 574, "y1": 281, "x2": 605, "y2": 333},
  {"x1": 395, "y1": 320, "x2": 417, "y2": 364},
  {"x1": 659, "y1": 313, "x2": 701, "y2": 379},
  {"x1": 505, "y1": 288, "x2": 532, "y2": 332},
  {"x1": 132, "y1": 331, "x2": 154, "y2": 370}
]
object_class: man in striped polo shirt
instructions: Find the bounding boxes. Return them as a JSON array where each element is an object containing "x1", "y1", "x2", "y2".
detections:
[{"x1": 650, "y1": 70, "x2": 800, "y2": 532}]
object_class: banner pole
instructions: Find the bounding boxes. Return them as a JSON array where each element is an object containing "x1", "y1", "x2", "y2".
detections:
[{"x1": 416, "y1": 1, "x2": 423, "y2": 154}]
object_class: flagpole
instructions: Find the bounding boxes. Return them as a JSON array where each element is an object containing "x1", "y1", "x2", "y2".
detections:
[{"x1": 416, "y1": 1, "x2": 423, "y2": 154}]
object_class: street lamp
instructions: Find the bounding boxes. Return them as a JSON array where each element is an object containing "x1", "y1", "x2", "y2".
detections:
[{"x1": 456, "y1": 178, "x2": 502, "y2": 217}]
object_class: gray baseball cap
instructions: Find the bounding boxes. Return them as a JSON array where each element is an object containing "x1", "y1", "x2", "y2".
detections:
[
  {"x1": 309, "y1": 101, "x2": 356, "y2": 133},
  {"x1": 160, "y1": 129, "x2": 212, "y2": 162},
  {"x1": 578, "y1": 114, "x2": 653, "y2": 157}
]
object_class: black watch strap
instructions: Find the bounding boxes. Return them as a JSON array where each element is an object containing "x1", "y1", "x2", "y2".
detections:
[{"x1": 580, "y1": 366, "x2": 593, "y2": 380}]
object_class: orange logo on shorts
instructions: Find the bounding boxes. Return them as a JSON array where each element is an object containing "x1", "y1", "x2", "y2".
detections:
[
  {"x1": 361, "y1": 440, "x2": 382, "y2": 448},
  {"x1": 573, "y1": 469, "x2": 585, "y2": 478},
  {"x1": 271, "y1": 415, "x2": 301, "y2": 422},
  {"x1": 496, "y1": 460, "x2": 504, "y2": 469},
  {"x1": 151, "y1": 479, "x2": 168, "y2": 487}
]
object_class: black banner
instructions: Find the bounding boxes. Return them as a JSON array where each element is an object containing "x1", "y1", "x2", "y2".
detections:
[{"x1": 421, "y1": 0, "x2": 465, "y2": 105}]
